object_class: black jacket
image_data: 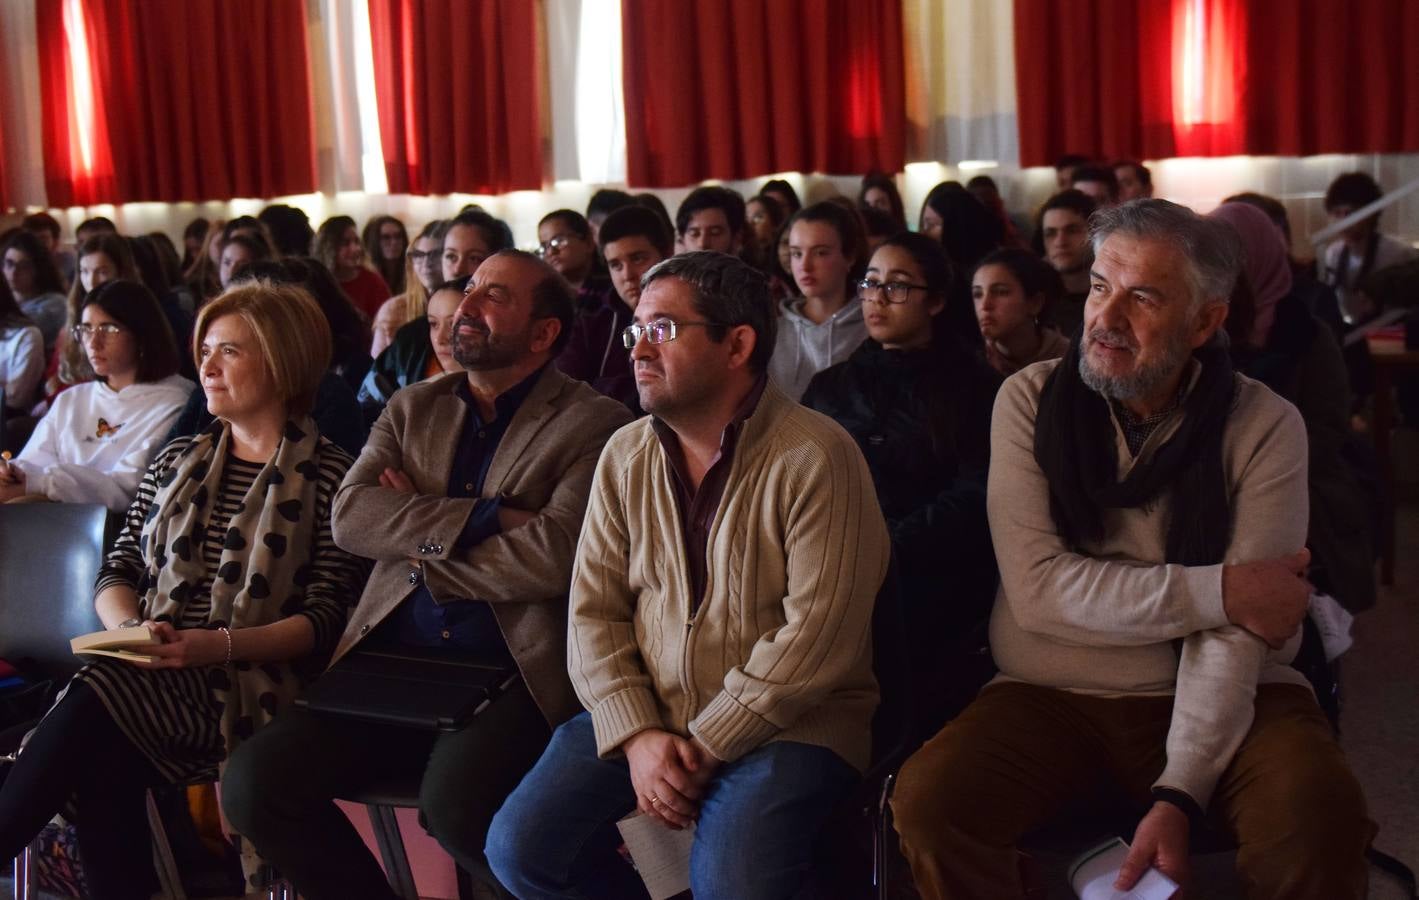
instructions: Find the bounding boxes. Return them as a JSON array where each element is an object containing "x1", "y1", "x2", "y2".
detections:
[
  {"x1": 357, "y1": 317, "x2": 431, "y2": 427},
  {"x1": 1234, "y1": 292, "x2": 1376, "y2": 612},
  {"x1": 554, "y1": 295, "x2": 640, "y2": 415},
  {"x1": 803, "y1": 340, "x2": 1001, "y2": 727}
]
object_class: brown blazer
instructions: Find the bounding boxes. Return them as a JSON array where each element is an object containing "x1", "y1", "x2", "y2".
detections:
[{"x1": 329, "y1": 366, "x2": 634, "y2": 726}]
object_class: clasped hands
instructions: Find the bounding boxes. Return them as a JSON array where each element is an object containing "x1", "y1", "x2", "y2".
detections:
[{"x1": 623, "y1": 728, "x2": 721, "y2": 830}]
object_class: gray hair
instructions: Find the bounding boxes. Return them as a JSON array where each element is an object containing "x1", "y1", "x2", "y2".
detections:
[
  {"x1": 641, "y1": 251, "x2": 777, "y2": 373},
  {"x1": 1089, "y1": 199, "x2": 1240, "y2": 309}
]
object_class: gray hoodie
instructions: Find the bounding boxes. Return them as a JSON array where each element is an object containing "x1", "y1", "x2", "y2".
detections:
[{"x1": 768, "y1": 298, "x2": 867, "y2": 401}]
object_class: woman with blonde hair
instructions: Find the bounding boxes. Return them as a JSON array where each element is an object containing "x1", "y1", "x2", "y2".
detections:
[
  {"x1": 0, "y1": 280, "x2": 367, "y2": 897},
  {"x1": 369, "y1": 219, "x2": 447, "y2": 357}
]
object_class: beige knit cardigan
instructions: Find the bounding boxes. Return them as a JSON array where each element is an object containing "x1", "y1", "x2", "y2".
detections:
[{"x1": 568, "y1": 384, "x2": 891, "y2": 772}]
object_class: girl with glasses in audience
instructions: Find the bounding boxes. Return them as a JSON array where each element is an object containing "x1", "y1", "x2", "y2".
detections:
[
  {"x1": 45, "y1": 234, "x2": 143, "y2": 405},
  {"x1": 0, "y1": 280, "x2": 193, "y2": 512},
  {"x1": 802, "y1": 232, "x2": 1002, "y2": 736},
  {"x1": 314, "y1": 215, "x2": 389, "y2": 323},
  {"x1": 971, "y1": 248, "x2": 1071, "y2": 377},
  {"x1": 0, "y1": 282, "x2": 366, "y2": 898},
  {"x1": 370, "y1": 219, "x2": 448, "y2": 358}
]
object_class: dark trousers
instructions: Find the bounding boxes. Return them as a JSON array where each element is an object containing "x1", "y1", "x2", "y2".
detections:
[
  {"x1": 222, "y1": 677, "x2": 549, "y2": 900},
  {"x1": 0, "y1": 680, "x2": 161, "y2": 900},
  {"x1": 891, "y1": 682, "x2": 1375, "y2": 900}
]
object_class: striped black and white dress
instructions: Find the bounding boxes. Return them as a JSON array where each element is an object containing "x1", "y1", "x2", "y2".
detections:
[{"x1": 74, "y1": 435, "x2": 364, "y2": 783}]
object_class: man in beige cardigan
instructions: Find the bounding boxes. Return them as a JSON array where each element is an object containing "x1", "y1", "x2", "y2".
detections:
[
  {"x1": 487, "y1": 251, "x2": 890, "y2": 900},
  {"x1": 891, "y1": 201, "x2": 1373, "y2": 899},
  {"x1": 223, "y1": 250, "x2": 632, "y2": 900}
]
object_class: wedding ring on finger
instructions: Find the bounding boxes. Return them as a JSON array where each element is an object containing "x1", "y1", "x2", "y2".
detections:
[{"x1": 648, "y1": 794, "x2": 661, "y2": 807}]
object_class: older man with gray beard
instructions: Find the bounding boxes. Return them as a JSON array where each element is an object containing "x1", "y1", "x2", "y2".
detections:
[{"x1": 890, "y1": 200, "x2": 1374, "y2": 900}]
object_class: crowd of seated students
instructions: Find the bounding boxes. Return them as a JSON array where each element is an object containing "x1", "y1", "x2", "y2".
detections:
[{"x1": 0, "y1": 162, "x2": 1411, "y2": 899}]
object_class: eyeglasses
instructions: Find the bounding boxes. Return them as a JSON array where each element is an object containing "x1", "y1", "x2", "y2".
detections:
[
  {"x1": 856, "y1": 278, "x2": 929, "y2": 305},
  {"x1": 72, "y1": 323, "x2": 126, "y2": 342},
  {"x1": 408, "y1": 249, "x2": 435, "y2": 262},
  {"x1": 537, "y1": 235, "x2": 575, "y2": 257},
  {"x1": 621, "y1": 318, "x2": 724, "y2": 348}
]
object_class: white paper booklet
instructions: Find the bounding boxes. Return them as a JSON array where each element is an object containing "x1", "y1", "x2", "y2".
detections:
[
  {"x1": 1068, "y1": 837, "x2": 1179, "y2": 900},
  {"x1": 616, "y1": 812, "x2": 696, "y2": 900}
]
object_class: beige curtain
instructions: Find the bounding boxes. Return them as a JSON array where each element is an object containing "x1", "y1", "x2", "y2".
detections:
[{"x1": 903, "y1": 0, "x2": 1020, "y2": 165}]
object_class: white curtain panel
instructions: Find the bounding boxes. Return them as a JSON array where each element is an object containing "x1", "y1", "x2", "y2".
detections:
[
  {"x1": 547, "y1": 0, "x2": 628, "y2": 185},
  {"x1": 309, "y1": 0, "x2": 384, "y2": 194},
  {"x1": 903, "y1": 0, "x2": 1020, "y2": 166},
  {"x1": 545, "y1": 0, "x2": 584, "y2": 182}
]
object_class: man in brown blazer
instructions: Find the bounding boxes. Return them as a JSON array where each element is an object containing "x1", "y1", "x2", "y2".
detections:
[{"x1": 223, "y1": 250, "x2": 633, "y2": 900}]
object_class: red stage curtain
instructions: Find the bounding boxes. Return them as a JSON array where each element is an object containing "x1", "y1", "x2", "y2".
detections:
[
  {"x1": 1243, "y1": 0, "x2": 1419, "y2": 156},
  {"x1": 620, "y1": 0, "x2": 906, "y2": 188},
  {"x1": 35, "y1": 0, "x2": 117, "y2": 207},
  {"x1": 37, "y1": 0, "x2": 315, "y2": 206},
  {"x1": 367, "y1": 0, "x2": 543, "y2": 196},
  {"x1": 1015, "y1": 0, "x2": 1417, "y2": 166}
]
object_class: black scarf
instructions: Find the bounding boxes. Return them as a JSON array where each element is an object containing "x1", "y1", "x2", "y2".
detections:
[{"x1": 1033, "y1": 337, "x2": 1238, "y2": 566}]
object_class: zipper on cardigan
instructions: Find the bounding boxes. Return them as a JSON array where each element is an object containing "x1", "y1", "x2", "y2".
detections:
[{"x1": 681, "y1": 606, "x2": 698, "y2": 722}]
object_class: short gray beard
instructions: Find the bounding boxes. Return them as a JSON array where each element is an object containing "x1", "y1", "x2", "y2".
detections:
[{"x1": 1078, "y1": 325, "x2": 1192, "y2": 401}]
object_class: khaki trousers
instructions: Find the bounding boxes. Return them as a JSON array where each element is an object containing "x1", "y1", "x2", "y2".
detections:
[{"x1": 891, "y1": 682, "x2": 1375, "y2": 900}]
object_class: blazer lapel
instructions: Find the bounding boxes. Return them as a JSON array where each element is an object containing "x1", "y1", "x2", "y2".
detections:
[
  {"x1": 482, "y1": 367, "x2": 566, "y2": 496},
  {"x1": 420, "y1": 380, "x2": 469, "y2": 491}
]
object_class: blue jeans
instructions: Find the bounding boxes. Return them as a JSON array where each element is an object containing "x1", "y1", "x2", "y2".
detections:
[{"x1": 486, "y1": 711, "x2": 858, "y2": 900}]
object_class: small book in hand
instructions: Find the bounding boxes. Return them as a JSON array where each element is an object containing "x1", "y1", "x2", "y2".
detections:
[{"x1": 70, "y1": 625, "x2": 160, "y2": 664}]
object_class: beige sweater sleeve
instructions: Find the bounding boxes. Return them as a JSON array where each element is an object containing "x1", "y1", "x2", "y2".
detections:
[
  {"x1": 1156, "y1": 389, "x2": 1310, "y2": 809},
  {"x1": 567, "y1": 437, "x2": 665, "y2": 756},
  {"x1": 688, "y1": 425, "x2": 890, "y2": 763},
  {"x1": 988, "y1": 369, "x2": 1231, "y2": 646}
]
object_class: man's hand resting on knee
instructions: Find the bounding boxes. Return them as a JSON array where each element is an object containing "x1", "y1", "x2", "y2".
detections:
[
  {"x1": 1222, "y1": 549, "x2": 1311, "y2": 649},
  {"x1": 623, "y1": 729, "x2": 721, "y2": 830},
  {"x1": 1117, "y1": 801, "x2": 1189, "y2": 893}
]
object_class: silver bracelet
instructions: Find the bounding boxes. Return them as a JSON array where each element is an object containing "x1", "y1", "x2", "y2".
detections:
[
  {"x1": 116, "y1": 616, "x2": 143, "y2": 630},
  {"x1": 218, "y1": 626, "x2": 232, "y2": 665}
]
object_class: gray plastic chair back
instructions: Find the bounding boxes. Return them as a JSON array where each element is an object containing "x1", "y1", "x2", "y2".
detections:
[{"x1": 0, "y1": 503, "x2": 107, "y2": 681}]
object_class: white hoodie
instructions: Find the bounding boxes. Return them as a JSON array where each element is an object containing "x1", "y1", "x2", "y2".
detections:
[
  {"x1": 14, "y1": 374, "x2": 195, "y2": 511},
  {"x1": 768, "y1": 297, "x2": 868, "y2": 401}
]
